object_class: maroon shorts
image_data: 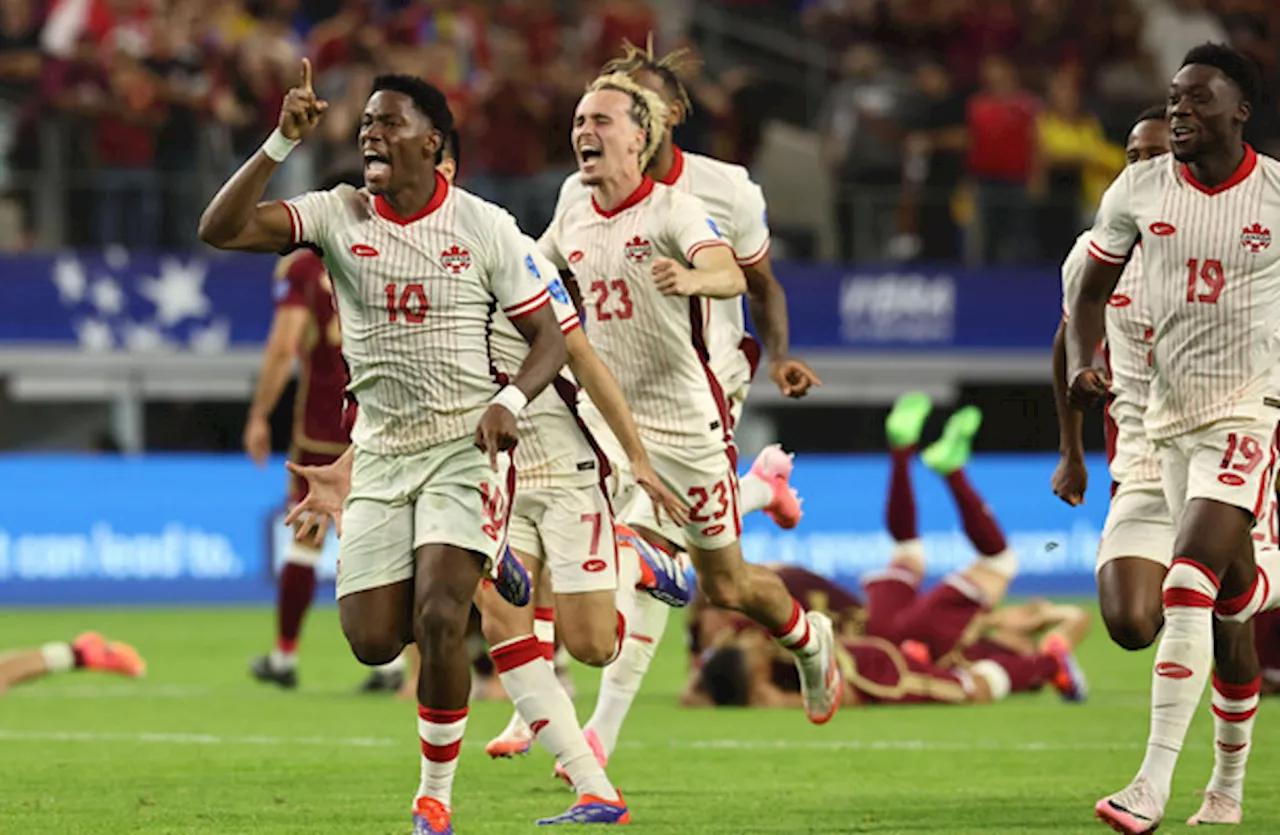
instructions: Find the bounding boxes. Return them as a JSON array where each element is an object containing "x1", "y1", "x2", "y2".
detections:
[
  {"x1": 861, "y1": 570, "x2": 987, "y2": 664},
  {"x1": 288, "y1": 449, "x2": 341, "y2": 506},
  {"x1": 842, "y1": 637, "x2": 969, "y2": 705}
]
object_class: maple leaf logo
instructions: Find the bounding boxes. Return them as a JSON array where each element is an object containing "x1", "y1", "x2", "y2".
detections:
[
  {"x1": 441, "y1": 244, "x2": 472, "y2": 274},
  {"x1": 624, "y1": 235, "x2": 652, "y2": 263},
  {"x1": 1241, "y1": 222, "x2": 1271, "y2": 253}
]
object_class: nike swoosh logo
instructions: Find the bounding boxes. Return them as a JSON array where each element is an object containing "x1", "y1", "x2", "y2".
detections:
[{"x1": 1108, "y1": 801, "x2": 1153, "y2": 821}]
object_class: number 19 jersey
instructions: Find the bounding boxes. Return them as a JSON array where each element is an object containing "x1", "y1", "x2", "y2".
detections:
[
  {"x1": 538, "y1": 177, "x2": 734, "y2": 453},
  {"x1": 1088, "y1": 146, "x2": 1280, "y2": 440}
]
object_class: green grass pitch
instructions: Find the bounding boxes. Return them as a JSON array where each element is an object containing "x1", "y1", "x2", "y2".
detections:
[{"x1": 1, "y1": 604, "x2": 1277, "y2": 834}]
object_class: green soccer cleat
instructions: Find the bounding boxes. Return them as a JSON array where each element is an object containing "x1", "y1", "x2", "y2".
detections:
[
  {"x1": 922, "y1": 406, "x2": 983, "y2": 476},
  {"x1": 885, "y1": 392, "x2": 934, "y2": 450}
]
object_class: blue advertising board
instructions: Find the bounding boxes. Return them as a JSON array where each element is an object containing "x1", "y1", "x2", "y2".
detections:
[
  {"x1": 0, "y1": 253, "x2": 1060, "y2": 352},
  {"x1": 0, "y1": 453, "x2": 1111, "y2": 606}
]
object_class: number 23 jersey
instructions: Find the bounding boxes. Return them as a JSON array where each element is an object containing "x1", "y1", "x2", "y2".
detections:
[
  {"x1": 538, "y1": 177, "x2": 733, "y2": 452},
  {"x1": 1088, "y1": 145, "x2": 1280, "y2": 440}
]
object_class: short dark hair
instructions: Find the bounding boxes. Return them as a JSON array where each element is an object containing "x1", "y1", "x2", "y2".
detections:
[
  {"x1": 1181, "y1": 42, "x2": 1260, "y2": 108},
  {"x1": 370, "y1": 74, "x2": 455, "y2": 135},
  {"x1": 699, "y1": 646, "x2": 751, "y2": 706},
  {"x1": 1131, "y1": 104, "x2": 1168, "y2": 132},
  {"x1": 438, "y1": 128, "x2": 461, "y2": 174}
]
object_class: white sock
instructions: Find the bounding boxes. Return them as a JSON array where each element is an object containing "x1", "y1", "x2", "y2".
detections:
[
  {"x1": 416, "y1": 704, "x2": 467, "y2": 808},
  {"x1": 1137, "y1": 558, "x2": 1218, "y2": 805},
  {"x1": 492, "y1": 635, "x2": 617, "y2": 800},
  {"x1": 738, "y1": 471, "x2": 773, "y2": 515},
  {"x1": 968, "y1": 658, "x2": 1012, "y2": 701},
  {"x1": 270, "y1": 648, "x2": 297, "y2": 670},
  {"x1": 980, "y1": 548, "x2": 1019, "y2": 580},
  {"x1": 534, "y1": 607, "x2": 556, "y2": 669},
  {"x1": 1206, "y1": 673, "x2": 1260, "y2": 803},
  {"x1": 376, "y1": 654, "x2": 405, "y2": 674},
  {"x1": 40, "y1": 642, "x2": 75, "y2": 673},
  {"x1": 586, "y1": 594, "x2": 667, "y2": 758},
  {"x1": 771, "y1": 599, "x2": 820, "y2": 660}
]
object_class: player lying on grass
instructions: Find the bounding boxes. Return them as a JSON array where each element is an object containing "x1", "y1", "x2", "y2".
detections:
[
  {"x1": 684, "y1": 394, "x2": 1091, "y2": 709},
  {"x1": 0, "y1": 633, "x2": 145, "y2": 695}
]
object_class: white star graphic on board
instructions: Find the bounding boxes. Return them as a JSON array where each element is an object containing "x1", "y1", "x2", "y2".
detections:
[
  {"x1": 75, "y1": 318, "x2": 114, "y2": 352},
  {"x1": 51, "y1": 257, "x2": 87, "y2": 304},
  {"x1": 138, "y1": 258, "x2": 210, "y2": 326},
  {"x1": 103, "y1": 245, "x2": 129, "y2": 271},
  {"x1": 121, "y1": 320, "x2": 170, "y2": 353},
  {"x1": 189, "y1": 318, "x2": 230, "y2": 354},
  {"x1": 90, "y1": 277, "x2": 124, "y2": 316}
]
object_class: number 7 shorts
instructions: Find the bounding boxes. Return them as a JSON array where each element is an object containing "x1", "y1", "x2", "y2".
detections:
[
  {"x1": 612, "y1": 442, "x2": 742, "y2": 552},
  {"x1": 1158, "y1": 416, "x2": 1280, "y2": 526},
  {"x1": 507, "y1": 482, "x2": 619, "y2": 595}
]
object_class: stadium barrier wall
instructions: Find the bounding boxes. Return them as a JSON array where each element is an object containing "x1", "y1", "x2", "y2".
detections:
[{"x1": 0, "y1": 453, "x2": 1111, "y2": 606}]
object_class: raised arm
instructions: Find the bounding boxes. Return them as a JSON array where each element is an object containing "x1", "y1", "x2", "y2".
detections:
[{"x1": 198, "y1": 58, "x2": 328, "y2": 252}]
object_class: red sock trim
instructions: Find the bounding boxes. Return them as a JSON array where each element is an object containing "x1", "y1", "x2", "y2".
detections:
[
  {"x1": 1212, "y1": 704, "x2": 1258, "y2": 722},
  {"x1": 534, "y1": 607, "x2": 555, "y2": 623},
  {"x1": 276, "y1": 638, "x2": 298, "y2": 654},
  {"x1": 1213, "y1": 673, "x2": 1262, "y2": 700},
  {"x1": 1171, "y1": 557, "x2": 1221, "y2": 591},
  {"x1": 421, "y1": 738, "x2": 463, "y2": 762},
  {"x1": 491, "y1": 636, "x2": 543, "y2": 673},
  {"x1": 629, "y1": 633, "x2": 655, "y2": 644},
  {"x1": 1216, "y1": 575, "x2": 1260, "y2": 617},
  {"x1": 1163, "y1": 588, "x2": 1216, "y2": 608},
  {"x1": 771, "y1": 600, "x2": 803, "y2": 639},
  {"x1": 538, "y1": 642, "x2": 555, "y2": 661},
  {"x1": 418, "y1": 705, "x2": 468, "y2": 723}
]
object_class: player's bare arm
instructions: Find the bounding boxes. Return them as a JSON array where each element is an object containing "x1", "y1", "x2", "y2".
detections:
[
  {"x1": 564, "y1": 327, "x2": 690, "y2": 525},
  {"x1": 1064, "y1": 257, "x2": 1125, "y2": 410},
  {"x1": 652, "y1": 245, "x2": 745, "y2": 299},
  {"x1": 1050, "y1": 317, "x2": 1087, "y2": 505},
  {"x1": 743, "y1": 257, "x2": 822, "y2": 398},
  {"x1": 244, "y1": 306, "x2": 308, "y2": 466},
  {"x1": 198, "y1": 58, "x2": 329, "y2": 252},
  {"x1": 474, "y1": 303, "x2": 567, "y2": 470}
]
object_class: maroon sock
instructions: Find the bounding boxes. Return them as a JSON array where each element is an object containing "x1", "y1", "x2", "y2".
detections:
[
  {"x1": 276, "y1": 562, "x2": 317, "y2": 653},
  {"x1": 991, "y1": 652, "x2": 1058, "y2": 693},
  {"x1": 944, "y1": 469, "x2": 1007, "y2": 556},
  {"x1": 887, "y1": 446, "x2": 918, "y2": 542}
]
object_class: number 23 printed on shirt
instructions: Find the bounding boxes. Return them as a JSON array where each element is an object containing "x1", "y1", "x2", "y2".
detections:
[{"x1": 590, "y1": 279, "x2": 634, "y2": 321}]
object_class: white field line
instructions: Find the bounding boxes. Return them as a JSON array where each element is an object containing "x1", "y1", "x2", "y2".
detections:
[
  {"x1": 0, "y1": 729, "x2": 1145, "y2": 753},
  {"x1": 7, "y1": 684, "x2": 209, "y2": 699}
]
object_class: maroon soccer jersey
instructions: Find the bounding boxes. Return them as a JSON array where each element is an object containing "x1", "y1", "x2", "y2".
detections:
[
  {"x1": 273, "y1": 250, "x2": 350, "y2": 455},
  {"x1": 773, "y1": 565, "x2": 864, "y2": 637}
]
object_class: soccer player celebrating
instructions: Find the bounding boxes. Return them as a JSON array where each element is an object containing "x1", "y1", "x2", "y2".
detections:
[
  {"x1": 241, "y1": 174, "x2": 402, "y2": 694},
  {"x1": 537, "y1": 71, "x2": 842, "y2": 741},
  {"x1": 1066, "y1": 44, "x2": 1280, "y2": 832},
  {"x1": 0, "y1": 633, "x2": 144, "y2": 695},
  {"x1": 200, "y1": 61, "x2": 571, "y2": 834}
]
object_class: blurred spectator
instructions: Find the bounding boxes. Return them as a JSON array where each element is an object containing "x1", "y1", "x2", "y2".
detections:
[
  {"x1": 1140, "y1": 0, "x2": 1229, "y2": 85},
  {"x1": 966, "y1": 54, "x2": 1038, "y2": 264},
  {"x1": 93, "y1": 39, "x2": 164, "y2": 249},
  {"x1": 1035, "y1": 66, "x2": 1123, "y2": 260},
  {"x1": 582, "y1": 0, "x2": 657, "y2": 70},
  {"x1": 898, "y1": 59, "x2": 967, "y2": 262},
  {"x1": 0, "y1": 0, "x2": 41, "y2": 249},
  {"x1": 819, "y1": 43, "x2": 905, "y2": 261}
]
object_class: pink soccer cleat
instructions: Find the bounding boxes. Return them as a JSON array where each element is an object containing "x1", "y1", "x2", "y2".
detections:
[
  {"x1": 749, "y1": 444, "x2": 803, "y2": 530},
  {"x1": 72, "y1": 632, "x2": 146, "y2": 678},
  {"x1": 1187, "y1": 790, "x2": 1242, "y2": 826},
  {"x1": 1095, "y1": 777, "x2": 1163, "y2": 834},
  {"x1": 553, "y1": 728, "x2": 607, "y2": 789},
  {"x1": 1041, "y1": 633, "x2": 1089, "y2": 703}
]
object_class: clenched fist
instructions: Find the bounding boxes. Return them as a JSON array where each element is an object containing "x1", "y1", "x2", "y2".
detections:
[{"x1": 279, "y1": 58, "x2": 329, "y2": 141}]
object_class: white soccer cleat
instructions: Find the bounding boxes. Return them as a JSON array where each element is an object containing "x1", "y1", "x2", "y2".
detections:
[
  {"x1": 1187, "y1": 790, "x2": 1242, "y2": 826},
  {"x1": 486, "y1": 712, "x2": 533, "y2": 759},
  {"x1": 1095, "y1": 776, "x2": 1164, "y2": 834},
  {"x1": 795, "y1": 611, "x2": 841, "y2": 724}
]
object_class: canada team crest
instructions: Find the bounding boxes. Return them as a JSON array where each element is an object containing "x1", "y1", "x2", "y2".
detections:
[
  {"x1": 624, "y1": 235, "x2": 652, "y2": 263},
  {"x1": 441, "y1": 244, "x2": 472, "y2": 273},
  {"x1": 1241, "y1": 223, "x2": 1272, "y2": 253}
]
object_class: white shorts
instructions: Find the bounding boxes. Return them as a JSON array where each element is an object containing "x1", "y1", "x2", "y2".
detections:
[
  {"x1": 1157, "y1": 416, "x2": 1280, "y2": 527},
  {"x1": 609, "y1": 443, "x2": 741, "y2": 552},
  {"x1": 507, "y1": 482, "x2": 618, "y2": 595},
  {"x1": 335, "y1": 437, "x2": 512, "y2": 600},
  {"x1": 1096, "y1": 481, "x2": 1176, "y2": 571}
]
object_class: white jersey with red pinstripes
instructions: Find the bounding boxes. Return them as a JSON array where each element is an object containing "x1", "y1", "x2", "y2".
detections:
[
  {"x1": 489, "y1": 243, "x2": 601, "y2": 489},
  {"x1": 552, "y1": 148, "x2": 770, "y2": 393},
  {"x1": 1061, "y1": 232, "x2": 1161, "y2": 485},
  {"x1": 281, "y1": 173, "x2": 551, "y2": 455},
  {"x1": 1088, "y1": 146, "x2": 1280, "y2": 441},
  {"x1": 539, "y1": 176, "x2": 736, "y2": 452}
]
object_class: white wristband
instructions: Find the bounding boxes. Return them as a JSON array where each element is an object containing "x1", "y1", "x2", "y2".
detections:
[
  {"x1": 490, "y1": 385, "x2": 529, "y2": 417},
  {"x1": 262, "y1": 128, "x2": 300, "y2": 163}
]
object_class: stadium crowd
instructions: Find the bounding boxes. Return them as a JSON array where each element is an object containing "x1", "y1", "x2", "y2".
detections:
[{"x1": 0, "y1": 0, "x2": 1277, "y2": 262}]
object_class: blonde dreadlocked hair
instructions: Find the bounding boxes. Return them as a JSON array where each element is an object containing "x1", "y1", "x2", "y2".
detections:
[
  {"x1": 600, "y1": 34, "x2": 696, "y2": 119},
  {"x1": 585, "y1": 72, "x2": 668, "y2": 171}
]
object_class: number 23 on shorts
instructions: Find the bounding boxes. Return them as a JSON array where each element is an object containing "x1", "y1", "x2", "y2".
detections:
[{"x1": 688, "y1": 479, "x2": 733, "y2": 537}]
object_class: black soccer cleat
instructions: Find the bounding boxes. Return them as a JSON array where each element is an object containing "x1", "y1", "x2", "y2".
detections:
[
  {"x1": 249, "y1": 654, "x2": 298, "y2": 690},
  {"x1": 355, "y1": 666, "x2": 404, "y2": 694}
]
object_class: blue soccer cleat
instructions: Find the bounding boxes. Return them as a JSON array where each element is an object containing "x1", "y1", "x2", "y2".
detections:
[
  {"x1": 619, "y1": 526, "x2": 692, "y2": 607},
  {"x1": 413, "y1": 796, "x2": 453, "y2": 834},
  {"x1": 493, "y1": 546, "x2": 531, "y2": 607},
  {"x1": 536, "y1": 793, "x2": 631, "y2": 825}
]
